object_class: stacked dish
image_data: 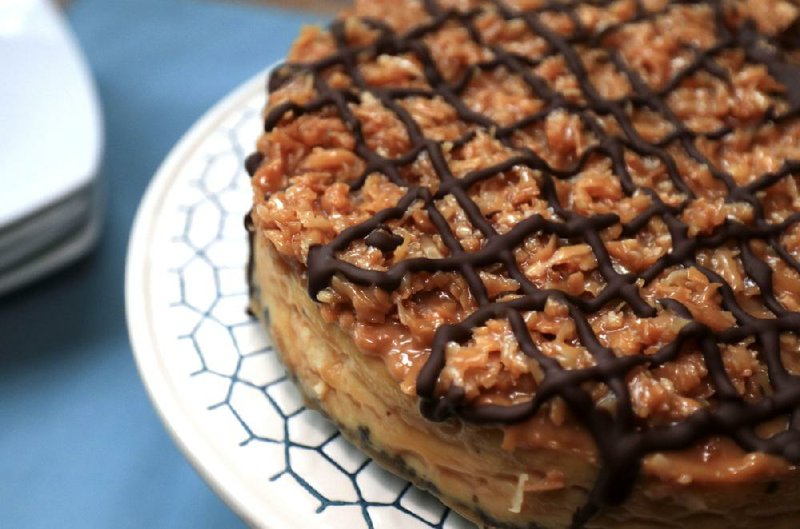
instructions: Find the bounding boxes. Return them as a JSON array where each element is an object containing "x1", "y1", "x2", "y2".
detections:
[{"x1": 0, "y1": 0, "x2": 103, "y2": 295}]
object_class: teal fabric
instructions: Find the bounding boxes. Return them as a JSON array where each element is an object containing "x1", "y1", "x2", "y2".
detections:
[{"x1": 0, "y1": 1, "x2": 321, "y2": 527}]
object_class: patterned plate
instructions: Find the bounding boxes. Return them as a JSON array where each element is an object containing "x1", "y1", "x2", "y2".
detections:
[{"x1": 125, "y1": 70, "x2": 473, "y2": 529}]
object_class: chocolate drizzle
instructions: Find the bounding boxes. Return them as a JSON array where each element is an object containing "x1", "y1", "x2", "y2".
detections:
[
  {"x1": 244, "y1": 152, "x2": 265, "y2": 178},
  {"x1": 365, "y1": 228, "x2": 405, "y2": 252},
  {"x1": 254, "y1": 1, "x2": 800, "y2": 526}
]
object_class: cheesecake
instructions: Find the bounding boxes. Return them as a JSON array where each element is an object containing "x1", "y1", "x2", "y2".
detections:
[{"x1": 247, "y1": 1, "x2": 800, "y2": 527}]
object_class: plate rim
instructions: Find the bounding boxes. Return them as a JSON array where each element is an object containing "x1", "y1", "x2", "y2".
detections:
[{"x1": 125, "y1": 67, "x2": 281, "y2": 529}]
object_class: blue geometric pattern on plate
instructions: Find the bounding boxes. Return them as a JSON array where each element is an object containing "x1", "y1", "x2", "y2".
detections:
[{"x1": 161, "y1": 85, "x2": 473, "y2": 529}]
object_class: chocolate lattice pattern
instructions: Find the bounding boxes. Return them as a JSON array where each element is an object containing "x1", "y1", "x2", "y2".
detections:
[{"x1": 251, "y1": 1, "x2": 800, "y2": 526}]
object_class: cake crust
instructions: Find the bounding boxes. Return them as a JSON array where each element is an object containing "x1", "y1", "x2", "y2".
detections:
[{"x1": 247, "y1": 0, "x2": 800, "y2": 526}]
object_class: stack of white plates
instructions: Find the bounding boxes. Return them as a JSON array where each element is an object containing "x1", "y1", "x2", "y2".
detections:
[{"x1": 0, "y1": 0, "x2": 103, "y2": 296}]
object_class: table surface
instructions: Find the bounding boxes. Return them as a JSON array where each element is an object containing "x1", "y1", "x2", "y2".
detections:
[
  {"x1": 251, "y1": 0, "x2": 349, "y2": 13},
  {"x1": 0, "y1": 1, "x2": 322, "y2": 527}
]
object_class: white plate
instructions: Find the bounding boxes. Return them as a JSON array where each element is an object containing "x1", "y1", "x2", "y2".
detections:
[
  {"x1": 125, "y1": 70, "x2": 473, "y2": 529},
  {"x1": 0, "y1": 0, "x2": 103, "y2": 228}
]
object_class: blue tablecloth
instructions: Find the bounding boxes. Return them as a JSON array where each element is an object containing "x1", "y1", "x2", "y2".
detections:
[{"x1": 0, "y1": 1, "x2": 321, "y2": 527}]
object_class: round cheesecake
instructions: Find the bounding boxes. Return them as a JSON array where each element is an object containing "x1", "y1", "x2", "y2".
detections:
[{"x1": 247, "y1": 1, "x2": 800, "y2": 527}]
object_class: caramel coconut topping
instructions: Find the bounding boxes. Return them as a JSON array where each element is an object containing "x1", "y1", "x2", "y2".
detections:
[{"x1": 248, "y1": 0, "x2": 800, "y2": 525}]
